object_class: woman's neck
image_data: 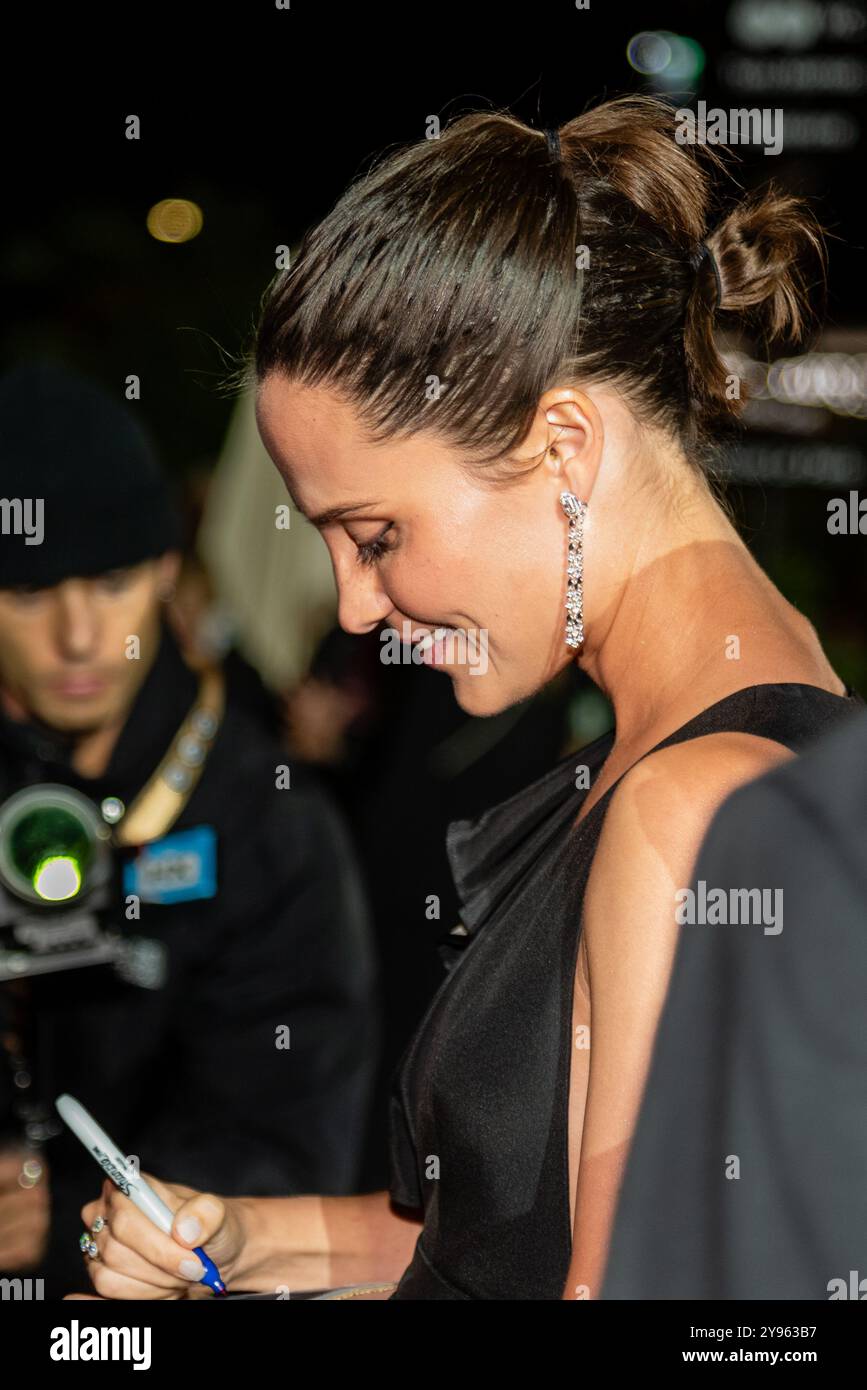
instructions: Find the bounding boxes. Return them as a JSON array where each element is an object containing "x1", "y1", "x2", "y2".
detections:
[{"x1": 579, "y1": 485, "x2": 840, "y2": 750}]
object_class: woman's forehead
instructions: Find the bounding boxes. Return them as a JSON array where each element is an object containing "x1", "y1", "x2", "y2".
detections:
[
  {"x1": 256, "y1": 375, "x2": 351, "y2": 446},
  {"x1": 257, "y1": 374, "x2": 456, "y2": 501}
]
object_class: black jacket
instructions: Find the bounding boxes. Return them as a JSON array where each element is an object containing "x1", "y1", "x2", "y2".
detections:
[
  {"x1": 601, "y1": 702, "x2": 867, "y2": 1299},
  {"x1": 0, "y1": 623, "x2": 381, "y2": 1297}
]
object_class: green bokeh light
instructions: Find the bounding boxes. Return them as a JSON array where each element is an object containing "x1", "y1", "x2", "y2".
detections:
[{"x1": 33, "y1": 855, "x2": 83, "y2": 902}]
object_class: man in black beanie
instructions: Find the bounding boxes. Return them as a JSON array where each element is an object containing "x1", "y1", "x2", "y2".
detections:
[
  {"x1": 0, "y1": 361, "x2": 381, "y2": 1297},
  {"x1": 0, "y1": 362, "x2": 184, "y2": 744}
]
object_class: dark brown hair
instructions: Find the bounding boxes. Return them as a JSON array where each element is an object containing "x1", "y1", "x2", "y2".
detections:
[{"x1": 249, "y1": 94, "x2": 827, "y2": 489}]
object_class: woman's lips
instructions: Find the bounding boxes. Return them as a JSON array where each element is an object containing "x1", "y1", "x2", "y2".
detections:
[{"x1": 416, "y1": 627, "x2": 457, "y2": 667}]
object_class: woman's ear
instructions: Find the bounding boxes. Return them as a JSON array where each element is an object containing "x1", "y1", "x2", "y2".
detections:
[{"x1": 541, "y1": 389, "x2": 603, "y2": 501}]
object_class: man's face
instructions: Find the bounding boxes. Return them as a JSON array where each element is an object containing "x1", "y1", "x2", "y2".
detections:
[{"x1": 0, "y1": 555, "x2": 179, "y2": 734}]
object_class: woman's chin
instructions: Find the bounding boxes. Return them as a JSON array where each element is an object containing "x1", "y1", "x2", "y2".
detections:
[{"x1": 450, "y1": 671, "x2": 514, "y2": 718}]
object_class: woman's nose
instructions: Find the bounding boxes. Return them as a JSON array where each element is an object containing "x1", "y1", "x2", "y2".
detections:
[{"x1": 336, "y1": 566, "x2": 392, "y2": 636}]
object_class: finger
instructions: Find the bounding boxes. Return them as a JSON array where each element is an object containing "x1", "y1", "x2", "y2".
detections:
[
  {"x1": 168, "y1": 1192, "x2": 226, "y2": 1250},
  {"x1": 92, "y1": 1190, "x2": 216, "y2": 1283},
  {"x1": 139, "y1": 1171, "x2": 199, "y2": 1205},
  {"x1": 81, "y1": 1196, "x2": 105, "y2": 1228},
  {"x1": 81, "y1": 1180, "x2": 115, "y2": 1227},
  {"x1": 87, "y1": 1260, "x2": 185, "y2": 1301},
  {"x1": 93, "y1": 1228, "x2": 198, "y2": 1292},
  {"x1": 89, "y1": 1174, "x2": 194, "y2": 1226}
]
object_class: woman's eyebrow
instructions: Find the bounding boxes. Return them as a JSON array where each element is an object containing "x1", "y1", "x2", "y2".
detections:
[{"x1": 306, "y1": 500, "x2": 383, "y2": 528}]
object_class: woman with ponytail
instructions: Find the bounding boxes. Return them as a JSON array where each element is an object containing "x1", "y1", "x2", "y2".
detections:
[{"x1": 72, "y1": 95, "x2": 861, "y2": 1301}]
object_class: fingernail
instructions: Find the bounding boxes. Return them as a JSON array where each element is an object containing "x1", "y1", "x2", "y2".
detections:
[
  {"x1": 177, "y1": 1216, "x2": 202, "y2": 1244},
  {"x1": 179, "y1": 1256, "x2": 206, "y2": 1281}
]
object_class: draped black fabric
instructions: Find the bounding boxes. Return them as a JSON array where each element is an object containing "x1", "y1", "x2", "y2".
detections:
[{"x1": 386, "y1": 682, "x2": 865, "y2": 1300}]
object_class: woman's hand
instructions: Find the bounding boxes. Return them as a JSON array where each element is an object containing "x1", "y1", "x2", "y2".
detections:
[{"x1": 64, "y1": 1172, "x2": 246, "y2": 1300}]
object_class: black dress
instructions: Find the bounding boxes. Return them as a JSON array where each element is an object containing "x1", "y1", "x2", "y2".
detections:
[{"x1": 386, "y1": 681, "x2": 865, "y2": 1299}]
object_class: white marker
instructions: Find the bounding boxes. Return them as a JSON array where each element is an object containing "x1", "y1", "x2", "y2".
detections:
[{"x1": 55, "y1": 1093, "x2": 227, "y2": 1295}]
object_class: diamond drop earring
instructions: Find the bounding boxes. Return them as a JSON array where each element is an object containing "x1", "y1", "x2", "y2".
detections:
[{"x1": 560, "y1": 491, "x2": 588, "y2": 648}]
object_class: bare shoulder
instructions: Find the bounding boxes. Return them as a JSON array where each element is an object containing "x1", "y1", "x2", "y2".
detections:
[
  {"x1": 607, "y1": 729, "x2": 796, "y2": 826},
  {"x1": 582, "y1": 731, "x2": 795, "y2": 969},
  {"x1": 564, "y1": 730, "x2": 799, "y2": 1296}
]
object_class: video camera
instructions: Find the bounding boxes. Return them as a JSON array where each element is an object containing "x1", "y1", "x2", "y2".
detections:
[{"x1": 0, "y1": 783, "x2": 125, "y2": 982}]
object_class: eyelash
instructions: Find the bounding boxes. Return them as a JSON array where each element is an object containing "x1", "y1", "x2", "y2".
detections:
[{"x1": 355, "y1": 529, "x2": 396, "y2": 567}]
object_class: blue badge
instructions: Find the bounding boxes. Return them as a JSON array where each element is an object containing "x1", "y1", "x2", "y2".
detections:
[{"x1": 123, "y1": 825, "x2": 217, "y2": 905}]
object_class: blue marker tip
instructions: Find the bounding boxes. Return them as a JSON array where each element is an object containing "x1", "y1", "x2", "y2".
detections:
[{"x1": 194, "y1": 1245, "x2": 228, "y2": 1296}]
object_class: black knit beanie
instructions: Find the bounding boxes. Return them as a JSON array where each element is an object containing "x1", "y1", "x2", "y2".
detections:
[{"x1": 0, "y1": 359, "x2": 180, "y2": 588}]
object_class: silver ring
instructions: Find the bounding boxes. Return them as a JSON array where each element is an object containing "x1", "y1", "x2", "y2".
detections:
[
  {"x1": 79, "y1": 1215, "x2": 108, "y2": 1259},
  {"x1": 79, "y1": 1232, "x2": 99, "y2": 1259}
]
